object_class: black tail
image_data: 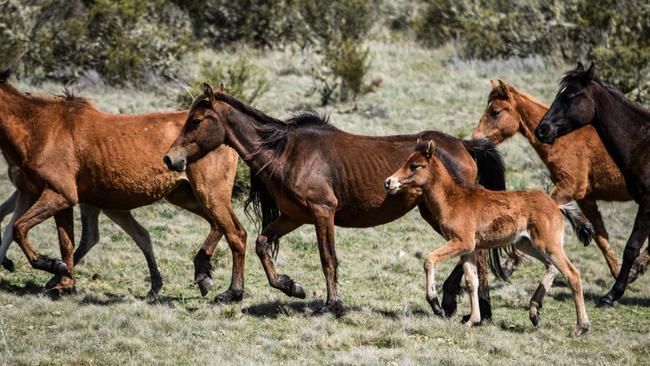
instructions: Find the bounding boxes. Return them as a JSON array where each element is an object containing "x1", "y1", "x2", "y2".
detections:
[
  {"x1": 462, "y1": 138, "x2": 512, "y2": 280},
  {"x1": 244, "y1": 174, "x2": 281, "y2": 258},
  {"x1": 560, "y1": 202, "x2": 595, "y2": 246}
]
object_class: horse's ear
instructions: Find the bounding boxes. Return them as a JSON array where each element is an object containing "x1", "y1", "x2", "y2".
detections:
[
  {"x1": 217, "y1": 83, "x2": 224, "y2": 93},
  {"x1": 490, "y1": 80, "x2": 498, "y2": 90},
  {"x1": 584, "y1": 63, "x2": 595, "y2": 82},
  {"x1": 497, "y1": 80, "x2": 509, "y2": 97},
  {"x1": 576, "y1": 62, "x2": 585, "y2": 71},
  {"x1": 203, "y1": 83, "x2": 214, "y2": 100},
  {"x1": 426, "y1": 140, "x2": 435, "y2": 159}
]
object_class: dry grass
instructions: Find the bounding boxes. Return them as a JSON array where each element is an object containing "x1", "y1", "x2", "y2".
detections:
[{"x1": 1, "y1": 43, "x2": 649, "y2": 365}]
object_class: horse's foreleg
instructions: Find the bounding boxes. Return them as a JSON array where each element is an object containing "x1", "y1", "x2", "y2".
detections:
[
  {"x1": 14, "y1": 189, "x2": 73, "y2": 287},
  {"x1": 461, "y1": 252, "x2": 481, "y2": 326},
  {"x1": 424, "y1": 238, "x2": 474, "y2": 317},
  {"x1": 311, "y1": 204, "x2": 341, "y2": 315},
  {"x1": 0, "y1": 191, "x2": 19, "y2": 270},
  {"x1": 255, "y1": 214, "x2": 303, "y2": 298},
  {"x1": 577, "y1": 199, "x2": 620, "y2": 278},
  {"x1": 599, "y1": 203, "x2": 650, "y2": 307},
  {"x1": 0, "y1": 191, "x2": 35, "y2": 269},
  {"x1": 103, "y1": 209, "x2": 162, "y2": 298},
  {"x1": 52, "y1": 207, "x2": 76, "y2": 294}
]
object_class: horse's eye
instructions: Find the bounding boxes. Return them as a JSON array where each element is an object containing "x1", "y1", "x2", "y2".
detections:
[
  {"x1": 410, "y1": 163, "x2": 420, "y2": 170},
  {"x1": 192, "y1": 118, "x2": 201, "y2": 125},
  {"x1": 490, "y1": 109, "x2": 501, "y2": 118}
]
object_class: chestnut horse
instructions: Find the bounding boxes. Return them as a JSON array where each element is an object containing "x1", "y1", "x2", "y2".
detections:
[
  {"x1": 0, "y1": 60, "x2": 246, "y2": 300},
  {"x1": 164, "y1": 84, "x2": 506, "y2": 315},
  {"x1": 385, "y1": 140, "x2": 592, "y2": 336},
  {"x1": 472, "y1": 80, "x2": 632, "y2": 278},
  {"x1": 536, "y1": 64, "x2": 650, "y2": 307}
]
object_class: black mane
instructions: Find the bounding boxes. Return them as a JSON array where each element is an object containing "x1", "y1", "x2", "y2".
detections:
[
  {"x1": 560, "y1": 67, "x2": 649, "y2": 115},
  {"x1": 0, "y1": 67, "x2": 11, "y2": 84},
  {"x1": 208, "y1": 91, "x2": 331, "y2": 172}
]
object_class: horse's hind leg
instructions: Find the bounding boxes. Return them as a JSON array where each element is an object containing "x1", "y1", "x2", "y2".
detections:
[
  {"x1": 0, "y1": 191, "x2": 35, "y2": 269},
  {"x1": 515, "y1": 238, "x2": 559, "y2": 327},
  {"x1": 256, "y1": 214, "x2": 304, "y2": 299},
  {"x1": 0, "y1": 191, "x2": 18, "y2": 271},
  {"x1": 103, "y1": 209, "x2": 162, "y2": 298},
  {"x1": 629, "y1": 241, "x2": 650, "y2": 283},
  {"x1": 534, "y1": 231, "x2": 589, "y2": 336},
  {"x1": 51, "y1": 207, "x2": 76, "y2": 294},
  {"x1": 577, "y1": 199, "x2": 620, "y2": 278}
]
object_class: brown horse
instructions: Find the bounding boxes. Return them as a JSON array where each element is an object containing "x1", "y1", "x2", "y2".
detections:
[
  {"x1": 536, "y1": 63, "x2": 650, "y2": 307},
  {"x1": 472, "y1": 80, "x2": 633, "y2": 278},
  {"x1": 385, "y1": 140, "x2": 592, "y2": 336},
  {"x1": 164, "y1": 84, "x2": 506, "y2": 315},
  {"x1": 0, "y1": 60, "x2": 246, "y2": 301}
]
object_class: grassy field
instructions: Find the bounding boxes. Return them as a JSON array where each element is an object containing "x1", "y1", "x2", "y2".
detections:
[{"x1": 1, "y1": 43, "x2": 648, "y2": 365}]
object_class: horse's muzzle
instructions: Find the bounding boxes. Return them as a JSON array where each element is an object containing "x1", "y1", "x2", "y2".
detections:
[
  {"x1": 534, "y1": 122, "x2": 556, "y2": 144},
  {"x1": 164, "y1": 154, "x2": 186, "y2": 172},
  {"x1": 384, "y1": 177, "x2": 401, "y2": 195}
]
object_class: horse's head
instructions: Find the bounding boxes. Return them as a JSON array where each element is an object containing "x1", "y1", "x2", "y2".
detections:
[
  {"x1": 536, "y1": 63, "x2": 597, "y2": 144},
  {"x1": 384, "y1": 140, "x2": 435, "y2": 195},
  {"x1": 164, "y1": 83, "x2": 227, "y2": 172},
  {"x1": 472, "y1": 80, "x2": 520, "y2": 143}
]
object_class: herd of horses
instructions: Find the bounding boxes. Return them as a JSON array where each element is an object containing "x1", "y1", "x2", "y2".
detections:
[{"x1": 0, "y1": 53, "x2": 649, "y2": 337}]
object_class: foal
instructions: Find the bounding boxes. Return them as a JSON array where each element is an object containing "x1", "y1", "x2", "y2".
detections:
[{"x1": 385, "y1": 141, "x2": 591, "y2": 336}]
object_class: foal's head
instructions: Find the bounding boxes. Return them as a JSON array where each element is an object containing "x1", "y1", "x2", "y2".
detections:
[
  {"x1": 472, "y1": 80, "x2": 521, "y2": 143},
  {"x1": 165, "y1": 83, "x2": 227, "y2": 172},
  {"x1": 384, "y1": 140, "x2": 436, "y2": 195},
  {"x1": 535, "y1": 63, "x2": 597, "y2": 144}
]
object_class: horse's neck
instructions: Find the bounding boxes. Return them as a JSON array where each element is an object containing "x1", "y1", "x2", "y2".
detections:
[
  {"x1": 514, "y1": 92, "x2": 553, "y2": 158},
  {"x1": 592, "y1": 86, "x2": 650, "y2": 174},
  {"x1": 223, "y1": 108, "x2": 277, "y2": 179},
  {"x1": 423, "y1": 158, "x2": 463, "y2": 220}
]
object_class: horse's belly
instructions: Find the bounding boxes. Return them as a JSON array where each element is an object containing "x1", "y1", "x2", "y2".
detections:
[
  {"x1": 334, "y1": 191, "x2": 421, "y2": 227},
  {"x1": 77, "y1": 174, "x2": 181, "y2": 210}
]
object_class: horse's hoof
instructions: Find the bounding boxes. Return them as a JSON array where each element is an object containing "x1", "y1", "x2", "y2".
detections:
[
  {"x1": 215, "y1": 288, "x2": 244, "y2": 304},
  {"x1": 441, "y1": 295, "x2": 458, "y2": 318},
  {"x1": 196, "y1": 274, "x2": 213, "y2": 297},
  {"x1": 1, "y1": 258, "x2": 14, "y2": 272},
  {"x1": 597, "y1": 295, "x2": 615, "y2": 308},
  {"x1": 44, "y1": 283, "x2": 76, "y2": 298},
  {"x1": 316, "y1": 300, "x2": 344, "y2": 317},
  {"x1": 427, "y1": 296, "x2": 445, "y2": 318},
  {"x1": 292, "y1": 283, "x2": 306, "y2": 299},
  {"x1": 146, "y1": 290, "x2": 159, "y2": 302},
  {"x1": 479, "y1": 298, "x2": 492, "y2": 321},
  {"x1": 570, "y1": 323, "x2": 590, "y2": 337},
  {"x1": 463, "y1": 319, "x2": 481, "y2": 327},
  {"x1": 44, "y1": 275, "x2": 62, "y2": 290}
]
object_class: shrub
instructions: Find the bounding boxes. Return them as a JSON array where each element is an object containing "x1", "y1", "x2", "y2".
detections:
[
  {"x1": 415, "y1": 0, "x2": 650, "y2": 103},
  {"x1": 5, "y1": 0, "x2": 194, "y2": 85}
]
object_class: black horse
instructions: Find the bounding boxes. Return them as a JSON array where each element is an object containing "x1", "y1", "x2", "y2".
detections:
[{"x1": 535, "y1": 63, "x2": 650, "y2": 307}]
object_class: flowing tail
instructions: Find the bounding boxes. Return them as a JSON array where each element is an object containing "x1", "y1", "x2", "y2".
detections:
[
  {"x1": 462, "y1": 138, "x2": 515, "y2": 280},
  {"x1": 245, "y1": 174, "x2": 281, "y2": 258},
  {"x1": 560, "y1": 202, "x2": 594, "y2": 246}
]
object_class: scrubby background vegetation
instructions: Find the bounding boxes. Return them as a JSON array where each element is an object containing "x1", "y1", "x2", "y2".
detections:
[{"x1": 1, "y1": 0, "x2": 649, "y2": 365}]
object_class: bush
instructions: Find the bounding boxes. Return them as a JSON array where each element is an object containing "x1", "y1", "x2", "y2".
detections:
[
  {"x1": 415, "y1": 0, "x2": 650, "y2": 103},
  {"x1": 176, "y1": 55, "x2": 271, "y2": 108},
  {"x1": 174, "y1": 0, "x2": 297, "y2": 48},
  {"x1": 295, "y1": 0, "x2": 377, "y2": 105},
  {"x1": 3, "y1": 0, "x2": 193, "y2": 85}
]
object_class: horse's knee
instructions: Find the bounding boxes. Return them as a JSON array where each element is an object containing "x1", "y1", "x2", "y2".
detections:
[
  {"x1": 623, "y1": 245, "x2": 642, "y2": 263},
  {"x1": 255, "y1": 235, "x2": 269, "y2": 258}
]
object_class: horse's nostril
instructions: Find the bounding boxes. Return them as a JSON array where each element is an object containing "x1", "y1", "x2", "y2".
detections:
[
  {"x1": 384, "y1": 178, "x2": 390, "y2": 189},
  {"x1": 163, "y1": 155, "x2": 172, "y2": 166}
]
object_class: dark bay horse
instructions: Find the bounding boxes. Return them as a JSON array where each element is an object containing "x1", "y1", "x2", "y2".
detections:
[
  {"x1": 385, "y1": 140, "x2": 591, "y2": 336},
  {"x1": 164, "y1": 84, "x2": 506, "y2": 315},
  {"x1": 0, "y1": 60, "x2": 246, "y2": 300},
  {"x1": 472, "y1": 80, "x2": 630, "y2": 278},
  {"x1": 536, "y1": 63, "x2": 650, "y2": 307}
]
